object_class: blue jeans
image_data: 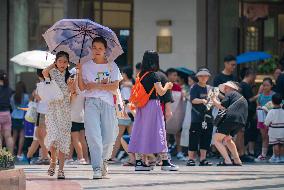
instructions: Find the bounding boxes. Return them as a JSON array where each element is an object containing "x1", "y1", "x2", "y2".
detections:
[{"x1": 84, "y1": 98, "x2": 118, "y2": 169}]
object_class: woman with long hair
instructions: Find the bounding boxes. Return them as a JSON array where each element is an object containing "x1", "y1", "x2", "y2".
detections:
[
  {"x1": 42, "y1": 51, "x2": 72, "y2": 179},
  {"x1": 128, "y1": 50, "x2": 179, "y2": 171},
  {"x1": 0, "y1": 71, "x2": 14, "y2": 153},
  {"x1": 10, "y1": 81, "x2": 29, "y2": 160}
]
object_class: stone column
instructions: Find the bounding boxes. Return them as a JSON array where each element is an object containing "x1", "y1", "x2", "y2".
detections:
[
  {"x1": 9, "y1": 0, "x2": 29, "y2": 87},
  {"x1": 0, "y1": 0, "x2": 8, "y2": 72}
]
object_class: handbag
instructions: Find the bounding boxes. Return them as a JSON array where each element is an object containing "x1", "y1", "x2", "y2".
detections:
[
  {"x1": 24, "y1": 101, "x2": 37, "y2": 123},
  {"x1": 214, "y1": 96, "x2": 244, "y2": 127},
  {"x1": 37, "y1": 80, "x2": 64, "y2": 102}
]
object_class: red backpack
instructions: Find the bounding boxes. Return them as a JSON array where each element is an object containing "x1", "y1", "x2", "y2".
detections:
[{"x1": 129, "y1": 72, "x2": 155, "y2": 109}]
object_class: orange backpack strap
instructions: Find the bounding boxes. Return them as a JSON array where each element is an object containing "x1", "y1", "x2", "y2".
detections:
[
  {"x1": 149, "y1": 86, "x2": 155, "y2": 96},
  {"x1": 138, "y1": 72, "x2": 151, "y2": 82}
]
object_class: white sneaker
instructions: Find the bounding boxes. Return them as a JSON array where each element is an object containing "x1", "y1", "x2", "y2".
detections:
[
  {"x1": 71, "y1": 159, "x2": 88, "y2": 165},
  {"x1": 93, "y1": 168, "x2": 102, "y2": 179},
  {"x1": 64, "y1": 159, "x2": 74, "y2": 165},
  {"x1": 161, "y1": 163, "x2": 179, "y2": 171},
  {"x1": 176, "y1": 152, "x2": 187, "y2": 161},
  {"x1": 17, "y1": 154, "x2": 25, "y2": 162},
  {"x1": 269, "y1": 155, "x2": 280, "y2": 163},
  {"x1": 102, "y1": 160, "x2": 108, "y2": 177},
  {"x1": 254, "y1": 155, "x2": 267, "y2": 163}
]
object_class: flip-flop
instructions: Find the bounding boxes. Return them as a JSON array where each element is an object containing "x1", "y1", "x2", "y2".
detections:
[{"x1": 217, "y1": 161, "x2": 233, "y2": 166}]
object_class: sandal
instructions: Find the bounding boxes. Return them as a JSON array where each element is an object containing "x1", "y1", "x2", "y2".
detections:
[
  {"x1": 186, "y1": 159, "x2": 196, "y2": 166},
  {"x1": 57, "y1": 170, "x2": 65, "y2": 179},
  {"x1": 232, "y1": 160, "x2": 242, "y2": 166},
  {"x1": 217, "y1": 161, "x2": 233, "y2": 166},
  {"x1": 199, "y1": 159, "x2": 213, "y2": 166},
  {"x1": 122, "y1": 161, "x2": 135, "y2": 166},
  {"x1": 47, "y1": 160, "x2": 56, "y2": 176}
]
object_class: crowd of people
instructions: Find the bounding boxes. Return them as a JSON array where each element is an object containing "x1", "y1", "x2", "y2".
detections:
[{"x1": 0, "y1": 36, "x2": 284, "y2": 179}]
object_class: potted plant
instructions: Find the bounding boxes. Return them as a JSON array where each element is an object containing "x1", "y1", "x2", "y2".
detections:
[{"x1": 0, "y1": 148, "x2": 15, "y2": 170}]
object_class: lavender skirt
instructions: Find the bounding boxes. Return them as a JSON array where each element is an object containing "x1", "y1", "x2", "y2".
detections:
[{"x1": 128, "y1": 100, "x2": 168, "y2": 154}]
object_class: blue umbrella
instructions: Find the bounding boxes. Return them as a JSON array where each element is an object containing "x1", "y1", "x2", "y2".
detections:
[
  {"x1": 43, "y1": 19, "x2": 123, "y2": 64},
  {"x1": 237, "y1": 51, "x2": 272, "y2": 64}
]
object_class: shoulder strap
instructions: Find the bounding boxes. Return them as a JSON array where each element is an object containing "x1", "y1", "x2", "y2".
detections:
[
  {"x1": 228, "y1": 96, "x2": 244, "y2": 109},
  {"x1": 138, "y1": 72, "x2": 151, "y2": 82}
]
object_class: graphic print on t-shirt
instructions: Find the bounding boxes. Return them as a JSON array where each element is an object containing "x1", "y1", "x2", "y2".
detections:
[{"x1": 95, "y1": 71, "x2": 110, "y2": 84}]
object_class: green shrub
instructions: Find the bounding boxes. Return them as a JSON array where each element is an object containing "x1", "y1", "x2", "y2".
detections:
[{"x1": 0, "y1": 148, "x2": 15, "y2": 170}]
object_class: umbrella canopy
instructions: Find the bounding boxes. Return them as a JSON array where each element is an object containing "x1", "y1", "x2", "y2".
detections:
[
  {"x1": 10, "y1": 50, "x2": 55, "y2": 69},
  {"x1": 43, "y1": 19, "x2": 124, "y2": 64},
  {"x1": 175, "y1": 67, "x2": 195, "y2": 76},
  {"x1": 237, "y1": 51, "x2": 272, "y2": 64}
]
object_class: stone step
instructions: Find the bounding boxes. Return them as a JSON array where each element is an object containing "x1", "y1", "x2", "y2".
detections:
[{"x1": 26, "y1": 175, "x2": 82, "y2": 190}]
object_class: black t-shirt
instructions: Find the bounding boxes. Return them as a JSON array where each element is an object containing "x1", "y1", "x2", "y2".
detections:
[
  {"x1": 190, "y1": 83, "x2": 212, "y2": 123},
  {"x1": 221, "y1": 91, "x2": 248, "y2": 125},
  {"x1": 140, "y1": 72, "x2": 160, "y2": 100},
  {"x1": 0, "y1": 86, "x2": 13, "y2": 112},
  {"x1": 275, "y1": 73, "x2": 284, "y2": 100},
  {"x1": 213, "y1": 73, "x2": 237, "y2": 87},
  {"x1": 240, "y1": 81, "x2": 256, "y2": 118},
  {"x1": 156, "y1": 71, "x2": 173, "y2": 104}
]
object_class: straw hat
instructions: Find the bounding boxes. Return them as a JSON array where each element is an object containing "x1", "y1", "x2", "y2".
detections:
[{"x1": 218, "y1": 81, "x2": 239, "y2": 93}]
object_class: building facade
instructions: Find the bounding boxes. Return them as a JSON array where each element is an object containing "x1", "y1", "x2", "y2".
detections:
[{"x1": 0, "y1": 0, "x2": 283, "y2": 91}]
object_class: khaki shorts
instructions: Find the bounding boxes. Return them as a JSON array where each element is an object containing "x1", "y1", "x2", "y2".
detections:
[{"x1": 36, "y1": 113, "x2": 46, "y2": 128}]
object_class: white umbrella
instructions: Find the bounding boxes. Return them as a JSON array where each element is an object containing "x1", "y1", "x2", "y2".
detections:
[{"x1": 10, "y1": 50, "x2": 56, "y2": 69}]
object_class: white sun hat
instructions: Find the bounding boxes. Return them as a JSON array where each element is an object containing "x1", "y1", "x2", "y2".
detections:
[
  {"x1": 218, "y1": 81, "x2": 239, "y2": 93},
  {"x1": 196, "y1": 68, "x2": 211, "y2": 77}
]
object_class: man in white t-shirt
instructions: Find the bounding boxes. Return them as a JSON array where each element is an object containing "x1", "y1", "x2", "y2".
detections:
[{"x1": 77, "y1": 37, "x2": 121, "y2": 179}]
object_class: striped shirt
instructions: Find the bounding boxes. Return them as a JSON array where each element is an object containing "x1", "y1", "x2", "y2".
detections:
[{"x1": 265, "y1": 107, "x2": 284, "y2": 139}]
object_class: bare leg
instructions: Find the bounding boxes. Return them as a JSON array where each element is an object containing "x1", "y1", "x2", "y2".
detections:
[
  {"x1": 3, "y1": 129, "x2": 14, "y2": 153},
  {"x1": 235, "y1": 130, "x2": 245, "y2": 156},
  {"x1": 58, "y1": 150, "x2": 65, "y2": 171},
  {"x1": 111, "y1": 126, "x2": 126, "y2": 159},
  {"x1": 200, "y1": 149, "x2": 207, "y2": 161},
  {"x1": 27, "y1": 140, "x2": 40, "y2": 158},
  {"x1": 121, "y1": 137, "x2": 135, "y2": 164},
  {"x1": 17, "y1": 129, "x2": 25, "y2": 156},
  {"x1": 280, "y1": 145, "x2": 284, "y2": 157},
  {"x1": 226, "y1": 139, "x2": 242, "y2": 164},
  {"x1": 79, "y1": 130, "x2": 89, "y2": 163},
  {"x1": 273, "y1": 144, "x2": 280, "y2": 157},
  {"x1": 259, "y1": 128, "x2": 269, "y2": 157},
  {"x1": 213, "y1": 133, "x2": 232, "y2": 164},
  {"x1": 36, "y1": 127, "x2": 49, "y2": 159},
  {"x1": 71, "y1": 132, "x2": 83, "y2": 160},
  {"x1": 175, "y1": 132, "x2": 182, "y2": 153},
  {"x1": 188, "y1": 151, "x2": 195, "y2": 160}
]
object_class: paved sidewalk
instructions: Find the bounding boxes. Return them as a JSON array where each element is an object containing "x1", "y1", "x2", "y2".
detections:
[{"x1": 19, "y1": 163, "x2": 284, "y2": 190}]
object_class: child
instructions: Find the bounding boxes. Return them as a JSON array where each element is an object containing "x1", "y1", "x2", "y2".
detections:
[
  {"x1": 110, "y1": 66, "x2": 133, "y2": 162},
  {"x1": 187, "y1": 68, "x2": 213, "y2": 166},
  {"x1": 42, "y1": 51, "x2": 72, "y2": 179},
  {"x1": 10, "y1": 81, "x2": 29, "y2": 160},
  {"x1": 255, "y1": 78, "x2": 275, "y2": 162},
  {"x1": 264, "y1": 93, "x2": 284, "y2": 163},
  {"x1": 128, "y1": 50, "x2": 178, "y2": 171},
  {"x1": 27, "y1": 69, "x2": 50, "y2": 165},
  {"x1": 166, "y1": 68, "x2": 186, "y2": 161},
  {"x1": 67, "y1": 68, "x2": 89, "y2": 165}
]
